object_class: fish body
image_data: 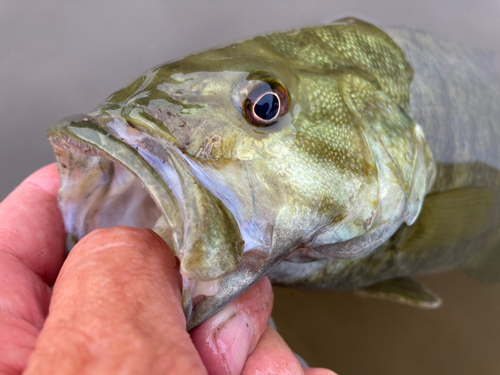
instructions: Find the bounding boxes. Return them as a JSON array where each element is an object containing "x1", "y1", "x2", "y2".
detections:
[
  {"x1": 47, "y1": 19, "x2": 500, "y2": 328},
  {"x1": 270, "y1": 27, "x2": 500, "y2": 296}
]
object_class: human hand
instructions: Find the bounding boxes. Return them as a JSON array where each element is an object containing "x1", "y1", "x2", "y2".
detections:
[{"x1": 0, "y1": 164, "x2": 335, "y2": 375}]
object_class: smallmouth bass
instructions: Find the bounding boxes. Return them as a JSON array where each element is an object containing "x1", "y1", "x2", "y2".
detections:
[{"x1": 47, "y1": 18, "x2": 500, "y2": 329}]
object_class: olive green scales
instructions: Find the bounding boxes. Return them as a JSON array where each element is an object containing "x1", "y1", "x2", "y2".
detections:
[{"x1": 47, "y1": 18, "x2": 500, "y2": 329}]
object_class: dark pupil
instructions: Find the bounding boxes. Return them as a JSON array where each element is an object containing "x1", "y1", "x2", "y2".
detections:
[{"x1": 254, "y1": 93, "x2": 279, "y2": 121}]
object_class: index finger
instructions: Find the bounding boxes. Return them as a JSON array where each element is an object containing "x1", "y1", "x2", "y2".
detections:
[
  {"x1": 0, "y1": 164, "x2": 67, "y2": 373},
  {"x1": 0, "y1": 163, "x2": 65, "y2": 286},
  {"x1": 0, "y1": 163, "x2": 66, "y2": 328}
]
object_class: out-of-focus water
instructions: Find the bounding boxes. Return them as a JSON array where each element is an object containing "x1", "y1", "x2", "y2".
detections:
[
  {"x1": 1, "y1": 1, "x2": 499, "y2": 374},
  {"x1": 273, "y1": 271, "x2": 500, "y2": 375}
]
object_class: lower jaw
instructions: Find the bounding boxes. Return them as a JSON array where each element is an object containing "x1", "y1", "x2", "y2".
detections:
[
  {"x1": 53, "y1": 144, "x2": 227, "y2": 316},
  {"x1": 49, "y1": 113, "x2": 247, "y2": 327}
]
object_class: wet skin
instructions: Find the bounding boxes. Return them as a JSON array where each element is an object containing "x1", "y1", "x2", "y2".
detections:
[{"x1": 47, "y1": 19, "x2": 500, "y2": 328}]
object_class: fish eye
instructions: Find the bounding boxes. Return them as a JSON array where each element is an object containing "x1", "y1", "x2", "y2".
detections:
[{"x1": 243, "y1": 80, "x2": 289, "y2": 127}]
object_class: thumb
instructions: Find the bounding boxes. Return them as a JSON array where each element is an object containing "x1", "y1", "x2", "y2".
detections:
[{"x1": 24, "y1": 227, "x2": 207, "y2": 375}]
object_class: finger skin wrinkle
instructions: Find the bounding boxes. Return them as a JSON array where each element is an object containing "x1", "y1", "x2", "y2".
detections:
[
  {"x1": 24, "y1": 227, "x2": 207, "y2": 375},
  {"x1": 0, "y1": 180, "x2": 60, "y2": 272},
  {"x1": 0, "y1": 200, "x2": 64, "y2": 284},
  {"x1": 0, "y1": 251, "x2": 51, "y2": 328},
  {"x1": 0, "y1": 164, "x2": 64, "y2": 375},
  {"x1": 0, "y1": 308, "x2": 39, "y2": 375},
  {"x1": 22, "y1": 180, "x2": 59, "y2": 200},
  {"x1": 190, "y1": 277, "x2": 274, "y2": 375},
  {"x1": 242, "y1": 326, "x2": 304, "y2": 375},
  {"x1": 0, "y1": 167, "x2": 65, "y2": 285}
]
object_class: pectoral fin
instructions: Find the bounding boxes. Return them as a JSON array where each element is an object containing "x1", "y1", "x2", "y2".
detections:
[
  {"x1": 396, "y1": 188, "x2": 494, "y2": 250},
  {"x1": 355, "y1": 277, "x2": 442, "y2": 308},
  {"x1": 460, "y1": 233, "x2": 500, "y2": 283}
]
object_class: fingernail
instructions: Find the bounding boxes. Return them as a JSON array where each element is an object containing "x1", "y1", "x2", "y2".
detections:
[{"x1": 215, "y1": 314, "x2": 253, "y2": 375}]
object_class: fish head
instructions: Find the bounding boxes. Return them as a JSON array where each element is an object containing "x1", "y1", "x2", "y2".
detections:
[{"x1": 47, "y1": 19, "x2": 435, "y2": 328}]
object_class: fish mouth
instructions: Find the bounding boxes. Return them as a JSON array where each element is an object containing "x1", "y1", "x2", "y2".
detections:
[{"x1": 48, "y1": 113, "x2": 246, "y2": 325}]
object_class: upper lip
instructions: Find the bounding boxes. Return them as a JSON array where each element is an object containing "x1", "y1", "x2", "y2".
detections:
[
  {"x1": 50, "y1": 112, "x2": 249, "y2": 327},
  {"x1": 92, "y1": 112, "x2": 245, "y2": 280}
]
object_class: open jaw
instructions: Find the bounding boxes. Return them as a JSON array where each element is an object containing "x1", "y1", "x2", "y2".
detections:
[{"x1": 47, "y1": 113, "x2": 268, "y2": 329}]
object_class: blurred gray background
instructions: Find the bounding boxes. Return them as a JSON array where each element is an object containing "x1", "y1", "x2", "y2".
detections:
[
  {"x1": 1, "y1": 0, "x2": 499, "y2": 200},
  {"x1": 2, "y1": 2, "x2": 500, "y2": 374}
]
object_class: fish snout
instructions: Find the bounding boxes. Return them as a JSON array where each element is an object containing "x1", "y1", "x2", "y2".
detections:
[{"x1": 48, "y1": 112, "x2": 245, "y2": 326}]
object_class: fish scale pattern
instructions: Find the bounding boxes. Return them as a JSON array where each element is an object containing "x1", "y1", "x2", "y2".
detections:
[
  {"x1": 265, "y1": 73, "x2": 377, "y2": 218},
  {"x1": 266, "y1": 21, "x2": 413, "y2": 111}
]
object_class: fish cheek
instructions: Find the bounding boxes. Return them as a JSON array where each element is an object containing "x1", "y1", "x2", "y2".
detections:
[
  {"x1": 279, "y1": 74, "x2": 380, "y2": 248},
  {"x1": 310, "y1": 74, "x2": 435, "y2": 260}
]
